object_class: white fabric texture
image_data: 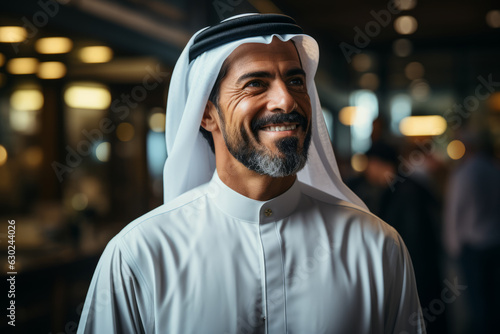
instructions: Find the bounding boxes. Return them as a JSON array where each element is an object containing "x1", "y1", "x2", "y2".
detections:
[
  {"x1": 163, "y1": 14, "x2": 367, "y2": 209},
  {"x1": 78, "y1": 172, "x2": 424, "y2": 334}
]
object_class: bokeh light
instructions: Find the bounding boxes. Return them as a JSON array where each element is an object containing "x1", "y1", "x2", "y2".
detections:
[
  {"x1": 404, "y1": 62, "x2": 425, "y2": 80},
  {"x1": 486, "y1": 10, "x2": 500, "y2": 28},
  {"x1": 78, "y1": 46, "x2": 113, "y2": 63},
  {"x1": 72, "y1": 193, "x2": 89, "y2": 211},
  {"x1": 35, "y1": 37, "x2": 73, "y2": 54},
  {"x1": 359, "y1": 73, "x2": 379, "y2": 90},
  {"x1": 399, "y1": 115, "x2": 447, "y2": 136},
  {"x1": 393, "y1": 38, "x2": 413, "y2": 57},
  {"x1": 352, "y1": 54, "x2": 372, "y2": 72},
  {"x1": 394, "y1": 16, "x2": 418, "y2": 35},
  {"x1": 0, "y1": 26, "x2": 27, "y2": 43},
  {"x1": 447, "y1": 140, "x2": 466, "y2": 160},
  {"x1": 11, "y1": 89, "x2": 44, "y2": 111},
  {"x1": 149, "y1": 112, "x2": 166, "y2": 132},
  {"x1": 395, "y1": 0, "x2": 417, "y2": 11},
  {"x1": 0, "y1": 145, "x2": 8, "y2": 167},
  {"x1": 116, "y1": 122, "x2": 135, "y2": 142},
  {"x1": 351, "y1": 153, "x2": 368, "y2": 172},
  {"x1": 95, "y1": 142, "x2": 111, "y2": 162},
  {"x1": 64, "y1": 84, "x2": 111, "y2": 110},
  {"x1": 38, "y1": 62, "x2": 67, "y2": 79},
  {"x1": 7, "y1": 57, "x2": 38, "y2": 74}
]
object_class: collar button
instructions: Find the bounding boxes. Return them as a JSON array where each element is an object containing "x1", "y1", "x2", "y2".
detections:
[{"x1": 264, "y1": 208, "x2": 273, "y2": 217}]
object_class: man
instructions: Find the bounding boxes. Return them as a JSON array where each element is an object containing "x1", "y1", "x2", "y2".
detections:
[{"x1": 78, "y1": 14, "x2": 424, "y2": 333}]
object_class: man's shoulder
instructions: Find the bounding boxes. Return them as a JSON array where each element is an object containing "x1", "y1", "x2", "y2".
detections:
[
  {"x1": 298, "y1": 182, "x2": 400, "y2": 244},
  {"x1": 110, "y1": 183, "x2": 212, "y2": 246}
]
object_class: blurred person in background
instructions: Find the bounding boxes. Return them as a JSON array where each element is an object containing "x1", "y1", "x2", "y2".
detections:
[
  {"x1": 348, "y1": 140, "x2": 446, "y2": 333},
  {"x1": 444, "y1": 126, "x2": 500, "y2": 334}
]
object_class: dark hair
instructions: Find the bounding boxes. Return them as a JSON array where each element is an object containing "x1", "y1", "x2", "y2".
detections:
[{"x1": 199, "y1": 61, "x2": 229, "y2": 153}]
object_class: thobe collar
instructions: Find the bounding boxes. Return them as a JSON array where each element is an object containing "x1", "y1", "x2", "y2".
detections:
[{"x1": 210, "y1": 171, "x2": 301, "y2": 224}]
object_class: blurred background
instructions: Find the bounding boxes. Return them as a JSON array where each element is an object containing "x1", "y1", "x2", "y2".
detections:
[{"x1": 1, "y1": 0, "x2": 499, "y2": 333}]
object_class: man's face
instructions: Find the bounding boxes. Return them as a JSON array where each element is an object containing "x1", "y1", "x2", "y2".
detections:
[{"x1": 214, "y1": 38, "x2": 312, "y2": 177}]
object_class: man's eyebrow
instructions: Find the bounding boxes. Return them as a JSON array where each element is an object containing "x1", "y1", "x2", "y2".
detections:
[
  {"x1": 236, "y1": 71, "x2": 273, "y2": 85},
  {"x1": 286, "y1": 68, "x2": 306, "y2": 78},
  {"x1": 236, "y1": 68, "x2": 306, "y2": 85}
]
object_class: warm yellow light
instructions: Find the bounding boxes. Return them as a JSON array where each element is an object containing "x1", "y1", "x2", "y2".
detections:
[
  {"x1": 72, "y1": 193, "x2": 88, "y2": 211},
  {"x1": 399, "y1": 115, "x2": 447, "y2": 136},
  {"x1": 0, "y1": 53, "x2": 5, "y2": 67},
  {"x1": 24, "y1": 146, "x2": 44, "y2": 168},
  {"x1": 116, "y1": 122, "x2": 135, "y2": 142},
  {"x1": 352, "y1": 54, "x2": 372, "y2": 72},
  {"x1": 339, "y1": 106, "x2": 358, "y2": 126},
  {"x1": 404, "y1": 62, "x2": 425, "y2": 80},
  {"x1": 394, "y1": 16, "x2": 418, "y2": 35},
  {"x1": 447, "y1": 140, "x2": 466, "y2": 160},
  {"x1": 359, "y1": 73, "x2": 379, "y2": 90},
  {"x1": 395, "y1": 0, "x2": 417, "y2": 11},
  {"x1": 64, "y1": 84, "x2": 111, "y2": 110},
  {"x1": 35, "y1": 37, "x2": 73, "y2": 54},
  {"x1": 37, "y1": 62, "x2": 67, "y2": 79},
  {"x1": 7, "y1": 57, "x2": 39, "y2": 75},
  {"x1": 0, "y1": 26, "x2": 27, "y2": 43},
  {"x1": 11, "y1": 89, "x2": 44, "y2": 111},
  {"x1": 351, "y1": 153, "x2": 368, "y2": 172},
  {"x1": 10, "y1": 109, "x2": 38, "y2": 134},
  {"x1": 488, "y1": 92, "x2": 500, "y2": 112},
  {"x1": 78, "y1": 46, "x2": 113, "y2": 63},
  {"x1": 486, "y1": 10, "x2": 500, "y2": 28},
  {"x1": 410, "y1": 79, "x2": 431, "y2": 101},
  {"x1": 149, "y1": 112, "x2": 166, "y2": 132},
  {"x1": 95, "y1": 142, "x2": 111, "y2": 162},
  {"x1": 0, "y1": 145, "x2": 8, "y2": 167}
]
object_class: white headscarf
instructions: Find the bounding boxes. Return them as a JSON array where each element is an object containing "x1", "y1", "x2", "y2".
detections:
[{"x1": 163, "y1": 14, "x2": 367, "y2": 210}]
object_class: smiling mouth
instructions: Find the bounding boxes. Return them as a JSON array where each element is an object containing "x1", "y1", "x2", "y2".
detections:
[{"x1": 261, "y1": 123, "x2": 298, "y2": 132}]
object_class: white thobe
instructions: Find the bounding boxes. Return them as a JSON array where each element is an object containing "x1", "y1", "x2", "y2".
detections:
[{"x1": 78, "y1": 172, "x2": 425, "y2": 334}]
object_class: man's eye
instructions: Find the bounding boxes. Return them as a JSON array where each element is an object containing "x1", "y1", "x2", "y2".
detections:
[
  {"x1": 246, "y1": 80, "x2": 263, "y2": 88},
  {"x1": 289, "y1": 77, "x2": 304, "y2": 86}
]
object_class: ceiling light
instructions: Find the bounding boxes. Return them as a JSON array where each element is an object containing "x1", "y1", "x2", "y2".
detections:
[
  {"x1": 394, "y1": 16, "x2": 418, "y2": 35},
  {"x1": 35, "y1": 37, "x2": 73, "y2": 54},
  {"x1": 10, "y1": 89, "x2": 44, "y2": 111},
  {"x1": 7, "y1": 58, "x2": 39, "y2": 75},
  {"x1": 64, "y1": 83, "x2": 111, "y2": 109},
  {"x1": 78, "y1": 46, "x2": 113, "y2": 63},
  {"x1": 399, "y1": 115, "x2": 446, "y2": 136},
  {"x1": 38, "y1": 62, "x2": 67, "y2": 79},
  {"x1": 0, "y1": 26, "x2": 27, "y2": 43}
]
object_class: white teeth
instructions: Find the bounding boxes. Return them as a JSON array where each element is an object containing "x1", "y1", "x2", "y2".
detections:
[{"x1": 263, "y1": 124, "x2": 297, "y2": 132}]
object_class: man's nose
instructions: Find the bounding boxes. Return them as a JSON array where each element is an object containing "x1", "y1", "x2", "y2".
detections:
[{"x1": 266, "y1": 81, "x2": 296, "y2": 113}]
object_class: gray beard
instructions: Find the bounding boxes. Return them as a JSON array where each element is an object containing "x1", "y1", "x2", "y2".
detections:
[
  {"x1": 220, "y1": 119, "x2": 311, "y2": 177},
  {"x1": 237, "y1": 136, "x2": 309, "y2": 177}
]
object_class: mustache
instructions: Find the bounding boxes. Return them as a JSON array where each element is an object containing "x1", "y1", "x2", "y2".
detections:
[{"x1": 251, "y1": 111, "x2": 308, "y2": 133}]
